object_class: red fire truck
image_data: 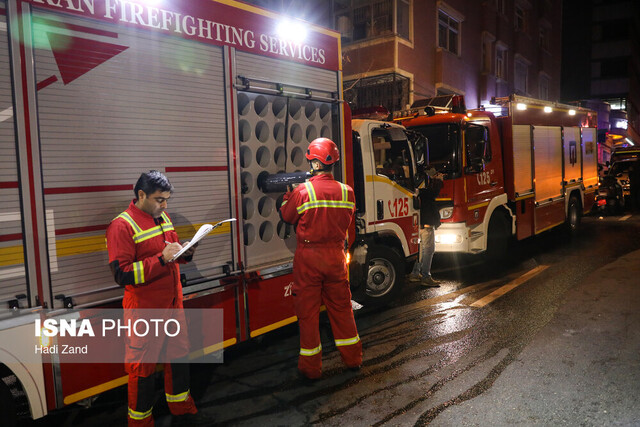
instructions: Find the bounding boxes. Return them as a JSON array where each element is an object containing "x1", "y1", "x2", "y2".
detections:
[
  {"x1": 0, "y1": 0, "x2": 421, "y2": 422},
  {"x1": 396, "y1": 94, "x2": 599, "y2": 258}
]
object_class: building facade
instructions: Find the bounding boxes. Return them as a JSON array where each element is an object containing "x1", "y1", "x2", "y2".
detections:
[
  {"x1": 242, "y1": 0, "x2": 562, "y2": 112},
  {"x1": 561, "y1": 0, "x2": 640, "y2": 151},
  {"x1": 336, "y1": 0, "x2": 562, "y2": 111}
]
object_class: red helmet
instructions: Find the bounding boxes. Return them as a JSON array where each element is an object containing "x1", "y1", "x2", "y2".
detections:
[{"x1": 306, "y1": 138, "x2": 340, "y2": 165}]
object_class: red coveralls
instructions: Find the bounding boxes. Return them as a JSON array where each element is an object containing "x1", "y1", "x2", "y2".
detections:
[
  {"x1": 280, "y1": 174, "x2": 362, "y2": 379},
  {"x1": 106, "y1": 200, "x2": 197, "y2": 426}
]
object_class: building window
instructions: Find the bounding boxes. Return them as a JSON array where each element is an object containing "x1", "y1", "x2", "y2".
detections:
[
  {"x1": 600, "y1": 58, "x2": 629, "y2": 78},
  {"x1": 482, "y1": 40, "x2": 489, "y2": 73},
  {"x1": 335, "y1": 0, "x2": 411, "y2": 43},
  {"x1": 496, "y1": 45, "x2": 507, "y2": 80},
  {"x1": 344, "y1": 73, "x2": 410, "y2": 113},
  {"x1": 481, "y1": 33, "x2": 495, "y2": 73},
  {"x1": 438, "y1": 10, "x2": 459, "y2": 55},
  {"x1": 515, "y1": 59, "x2": 529, "y2": 94},
  {"x1": 601, "y1": 20, "x2": 630, "y2": 41},
  {"x1": 514, "y1": 5, "x2": 525, "y2": 32},
  {"x1": 352, "y1": 3, "x2": 392, "y2": 40},
  {"x1": 539, "y1": 75, "x2": 549, "y2": 100},
  {"x1": 603, "y1": 97, "x2": 627, "y2": 111},
  {"x1": 539, "y1": 26, "x2": 550, "y2": 50},
  {"x1": 397, "y1": 0, "x2": 410, "y2": 40}
]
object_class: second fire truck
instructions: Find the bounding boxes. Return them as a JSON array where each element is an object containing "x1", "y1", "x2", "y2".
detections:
[{"x1": 396, "y1": 94, "x2": 599, "y2": 258}]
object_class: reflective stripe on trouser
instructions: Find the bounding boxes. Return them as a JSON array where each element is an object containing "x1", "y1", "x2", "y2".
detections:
[
  {"x1": 128, "y1": 374, "x2": 155, "y2": 427},
  {"x1": 128, "y1": 407, "x2": 153, "y2": 426},
  {"x1": 293, "y1": 245, "x2": 363, "y2": 379},
  {"x1": 127, "y1": 363, "x2": 197, "y2": 426},
  {"x1": 164, "y1": 363, "x2": 197, "y2": 416}
]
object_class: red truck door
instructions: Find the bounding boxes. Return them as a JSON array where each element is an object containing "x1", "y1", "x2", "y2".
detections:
[{"x1": 462, "y1": 117, "x2": 504, "y2": 226}]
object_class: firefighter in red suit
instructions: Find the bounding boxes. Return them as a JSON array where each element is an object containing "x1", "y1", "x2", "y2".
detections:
[
  {"x1": 279, "y1": 138, "x2": 363, "y2": 380},
  {"x1": 106, "y1": 171, "x2": 203, "y2": 426}
]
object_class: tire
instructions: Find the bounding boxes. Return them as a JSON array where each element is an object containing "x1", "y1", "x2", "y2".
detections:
[
  {"x1": 566, "y1": 195, "x2": 581, "y2": 233},
  {"x1": 485, "y1": 212, "x2": 510, "y2": 264},
  {"x1": 0, "y1": 378, "x2": 17, "y2": 427},
  {"x1": 354, "y1": 246, "x2": 404, "y2": 306}
]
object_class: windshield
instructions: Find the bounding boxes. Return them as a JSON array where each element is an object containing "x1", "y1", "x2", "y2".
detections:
[
  {"x1": 407, "y1": 123, "x2": 460, "y2": 176},
  {"x1": 611, "y1": 152, "x2": 639, "y2": 163},
  {"x1": 609, "y1": 160, "x2": 636, "y2": 177}
]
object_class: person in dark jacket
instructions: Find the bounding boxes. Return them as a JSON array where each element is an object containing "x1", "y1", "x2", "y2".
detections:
[{"x1": 408, "y1": 167, "x2": 444, "y2": 287}]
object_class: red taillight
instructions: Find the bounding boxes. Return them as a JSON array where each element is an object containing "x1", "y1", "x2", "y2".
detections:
[{"x1": 597, "y1": 199, "x2": 607, "y2": 207}]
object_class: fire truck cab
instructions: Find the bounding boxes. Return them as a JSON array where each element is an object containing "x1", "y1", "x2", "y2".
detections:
[
  {"x1": 348, "y1": 119, "x2": 422, "y2": 304},
  {"x1": 396, "y1": 94, "x2": 598, "y2": 258}
]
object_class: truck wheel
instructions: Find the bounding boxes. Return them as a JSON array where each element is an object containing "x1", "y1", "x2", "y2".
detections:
[
  {"x1": 356, "y1": 246, "x2": 404, "y2": 306},
  {"x1": 485, "y1": 213, "x2": 510, "y2": 264},
  {"x1": 566, "y1": 195, "x2": 581, "y2": 233},
  {"x1": 0, "y1": 379, "x2": 17, "y2": 427}
]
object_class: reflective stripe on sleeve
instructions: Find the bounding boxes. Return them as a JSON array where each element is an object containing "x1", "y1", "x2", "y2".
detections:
[
  {"x1": 305, "y1": 181, "x2": 317, "y2": 202},
  {"x1": 340, "y1": 182, "x2": 348, "y2": 202},
  {"x1": 166, "y1": 389, "x2": 190, "y2": 403},
  {"x1": 133, "y1": 261, "x2": 145, "y2": 285},
  {"x1": 299, "y1": 343, "x2": 322, "y2": 357},
  {"x1": 335, "y1": 334, "x2": 360, "y2": 347},
  {"x1": 128, "y1": 406, "x2": 153, "y2": 420}
]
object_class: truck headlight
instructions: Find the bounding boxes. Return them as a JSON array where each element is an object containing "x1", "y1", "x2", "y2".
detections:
[
  {"x1": 435, "y1": 233, "x2": 463, "y2": 244},
  {"x1": 439, "y1": 207, "x2": 453, "y2": 219}
]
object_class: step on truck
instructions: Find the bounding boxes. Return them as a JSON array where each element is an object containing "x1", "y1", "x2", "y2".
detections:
[
  {"x1": 395, "y1": 94, "x2": 599, "y2": 259},
  {"x1": 0, "y1": 0, "x2": 420, "y2": 423}
]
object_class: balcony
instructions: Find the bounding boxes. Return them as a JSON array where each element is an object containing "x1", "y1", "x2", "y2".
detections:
[{"x1": 435, "y1": 48, "x2": 465, "y2": 92}]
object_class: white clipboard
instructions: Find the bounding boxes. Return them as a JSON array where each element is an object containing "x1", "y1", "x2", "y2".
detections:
[{"x1": 170, "y1": 218, "x2": 236, "y2": 261}]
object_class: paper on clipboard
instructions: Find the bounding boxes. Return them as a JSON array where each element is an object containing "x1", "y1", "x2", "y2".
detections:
[{"x1": 170, "y1": 218, "x2": 236, "y2": 261}]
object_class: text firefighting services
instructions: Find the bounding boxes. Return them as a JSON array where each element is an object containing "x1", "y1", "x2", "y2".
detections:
[{"x1": 30, "y1": 0, "x2": 327, "y2": 65}]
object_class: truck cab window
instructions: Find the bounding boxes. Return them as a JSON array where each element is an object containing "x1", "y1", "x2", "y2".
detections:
[
  {"x1": 372, "y1": 128, "x2": 414, "y2": 190},
  {"x1": 407, "y1": 130, "x2": 428, "y2": 186},
  {"x1": 464, "y1": 123, "x2": 491, "y2": 173},
  {"x1": 410, "y1": 123, "x2": 460, "y2": 177},
  {"x1": 352, "y1": 130, "x2": 366, "y2": 214}
]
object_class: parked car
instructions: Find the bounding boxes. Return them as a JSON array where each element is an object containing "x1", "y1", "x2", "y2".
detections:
[{"x1": 595, "y1": 158, "x2": 637, "y2": 214}]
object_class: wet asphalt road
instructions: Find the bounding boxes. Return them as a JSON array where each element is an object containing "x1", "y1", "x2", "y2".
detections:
[{"x1": 26, "y1": 212, "x2": 640, "y2": 426}]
